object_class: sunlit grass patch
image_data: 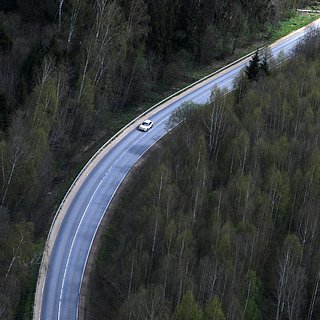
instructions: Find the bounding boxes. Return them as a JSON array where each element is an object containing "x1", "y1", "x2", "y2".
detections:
[{"x1": 270, "y1": 12, "x2": 320, "y2": 41}]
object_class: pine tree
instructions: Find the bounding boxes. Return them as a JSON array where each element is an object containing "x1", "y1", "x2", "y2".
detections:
[
  {"x1": 245, "y1": 50, "x2": 260, "y2": 80},
  {"x1": 259, "y1": 56, "x2": 270, "y2": 76},
  {"x1": 245, "y1": 50, "x2": 270, "y2": 81}
]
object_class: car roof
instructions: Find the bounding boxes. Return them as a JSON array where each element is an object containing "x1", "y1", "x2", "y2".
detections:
[{"x1": 143, "y1": 119, "x2": 152, "y2": 123}]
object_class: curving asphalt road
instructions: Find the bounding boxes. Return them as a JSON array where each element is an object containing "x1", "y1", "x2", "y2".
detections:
[{"x1": 38, "y1": 20, "x2": 320, "y2": 320}]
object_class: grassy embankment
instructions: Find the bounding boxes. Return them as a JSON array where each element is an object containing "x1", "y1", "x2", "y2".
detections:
[{"x1": 270, "y1": 12, "x2": 320, "y2": 40}]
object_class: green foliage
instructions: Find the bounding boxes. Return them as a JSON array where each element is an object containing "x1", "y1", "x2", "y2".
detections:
[
  {"x1": 201, "y1": 25, "x2": 225, "y2": 63},
  {"x1": 16, "y1": 262, "x2": 39, "y2": 320},
  {"x1": 77, "y1": 75, "x2": 95, "y2": 116},
  {"x1": 176, "y1": 291, "x2": 203, "y2": 320},
  {"x1": 183, "y1": 0, "x2": 202, "y2": 55},
  {"x1": 88, "y1": 37, "x2": 320, "y2": 319},
  {"x1": 246, "y1": 51, "x2": 260, "y2": 80},
  {"x1": 19, "y1": 44, "x2": 47, "y2": 98},
  {"x1": 282, "y1": 234, "x2": 302, "y2": 259},
  {"x1": 0, "y1": 25, "x2": 12, "y2": 52},
  {"x1": 17, "y1": 0, "x2": 55, "y2": 23},
  {"x1": 0, "y1": 92, "x2": 10, "y2": 131},
  {"x1": 204, "y1": 296, "x2": 225, "y2": 320},
  {"x1": 0, "y1": 0, "x2": 316, "y2": 318},
  {"x1": 246, "y1": 300, "x2": 263, "y2": 320},
  {"x1": 259, "y1": 56, "x2": 270, "y2": 76},
  {"x1": 244, "y1": 272, "x2": 263, "y2": 320},
  {"x1": 0, "y1": 0, "x2": 17, "y2": 12},
  {"x1": 270, "y1": 12, "x2": 320, "y2": 41},
  {"x1": 147, "y1": 0, "x2": 181, "y2": 57},
  {"x1": 245, "y1": 50, "x2": 271, "y2": 81},
  {"x1": 162, "y1": 62, "x2": 181, "y2": 86},
  {"x1": 217, "y1": 224, "x2": 233, "y2": 260}
]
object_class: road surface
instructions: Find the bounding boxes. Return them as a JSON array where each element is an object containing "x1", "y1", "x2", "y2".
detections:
[{"x1": 36, "y1": 20, "x2": 320, "y2": 320}]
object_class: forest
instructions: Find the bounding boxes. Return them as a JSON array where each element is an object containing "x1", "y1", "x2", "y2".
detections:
[
  {"x1": 0, "y1": 0, "x2": 311, "y2": 319},
  {"x1": 87, "y1": 33, "x2": 320, "y2": 320}
]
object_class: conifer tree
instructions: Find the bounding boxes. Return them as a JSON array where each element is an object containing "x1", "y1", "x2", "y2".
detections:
[
  {"x1": 260, "y1": 56, "x2": 270, "y2": 76},
  {"x1": 245, "y1": 50, "x2": 260, "y2": 80}
]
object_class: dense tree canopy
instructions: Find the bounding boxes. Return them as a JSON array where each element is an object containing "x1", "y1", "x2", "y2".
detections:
[
  {"x1": 0, "y1": 0, "x2": 310, "y2": 318},
  {"x1": 87, "y1": 34, "x2": 320, "y2": 320}
]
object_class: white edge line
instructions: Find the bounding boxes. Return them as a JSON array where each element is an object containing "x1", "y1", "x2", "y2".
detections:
[
  {"x1": 57, "y1": 177, "x2": 104, "y2": 320},
  {"x1": 75, "y1": 82, "x2": 238, "y2": 318},
  {"x1": 75, "y1": 21, "x2": 320, "y2": 316},
  {"x1": 34, "y1": 17, "x2": 320, "y2": 320},
  {"x1": 76, "y1": 123, "x2": 175, "y2": 319},
  {"x1": 58, "y1": 127, "x2": 159, "y2": 318}
]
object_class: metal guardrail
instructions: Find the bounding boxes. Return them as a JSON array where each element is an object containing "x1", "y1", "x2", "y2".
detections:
[
  {"x1": 298, "y1": 9, "x2": 320, "y2": 13},
  {"x1": 52, "y1": 53, "x2": 259, "y2": 227},
  {"x1": 33, "y1": 17, "x2": 320, "y2": 320},
  {"x1": 33, "y1": 47, "x2": 256, "y2": 320}
]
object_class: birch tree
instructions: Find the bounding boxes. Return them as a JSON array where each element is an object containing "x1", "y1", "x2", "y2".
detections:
[
  {"x1": 67, "y1": 0, "x2": 81, "y2": 51},
  {"x1": 49, "y1": 65, "x2": 72, "y2": 148},
  {"x1": 307, "y1": 269, "x2": 320, "y2": 320},
  {"x1": 275, "y1": 235, "x2": 302, "y2": 320},
  {"x1": 203, "y1": 89, "x2": 228, "y2": 161},
  {"x1": 58, "y1": 0, "x2": 65, "y2": 31},
  {"x1": 33, "y1": 56, "x2": 55, "y2": 126},
  {"x1": 92, "y1": 1, "x2": 124, "y2": 86},
  {"x1": 0, "y1": 113, "x2": 26, "y2": 213}
]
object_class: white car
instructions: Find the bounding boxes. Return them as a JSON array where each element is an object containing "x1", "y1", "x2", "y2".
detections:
[{"x1": 139, "y1": 119, "x2": 154, "y2": 131}]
